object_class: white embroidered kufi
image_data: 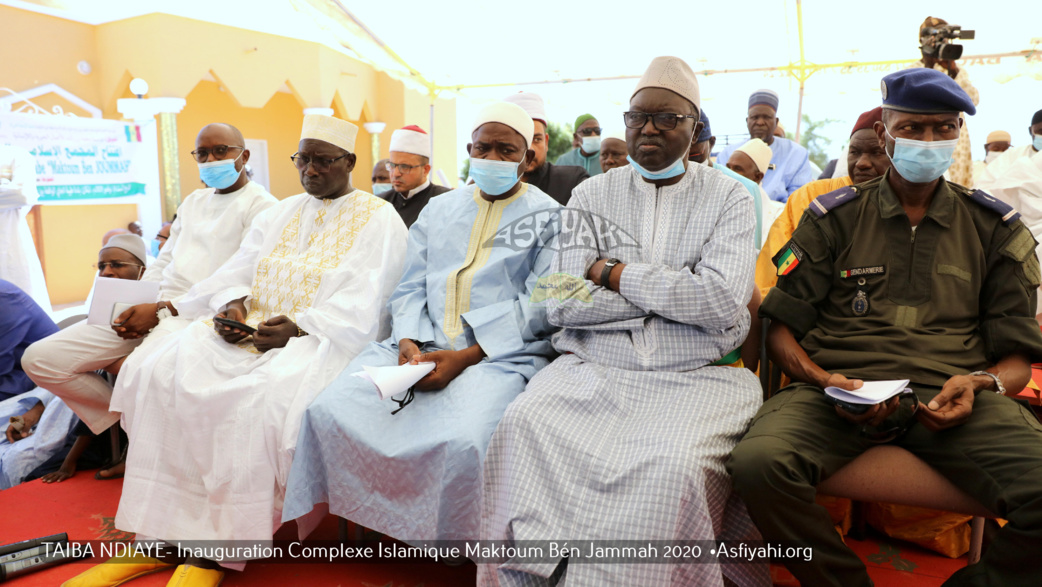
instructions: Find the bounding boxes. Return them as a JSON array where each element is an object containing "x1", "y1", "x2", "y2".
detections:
[
  {"x1": 631, "y1": 56, "x2": 701, "y2": 111},
  {"x1": 101, "y1": 234, "x2": 148, "y2": 265},
  {"x1": 503, "y1": 92, "x2": 547, "y2": 127},
  {"x1": 301, "y1": 114, "x2": 358, "y2": 153},
  {"x1": 471, "y1": 102, "x2": 534, "y2": 149},
  {"x1": 736, "y1": 138, "x2": 773, "y2": 174}
]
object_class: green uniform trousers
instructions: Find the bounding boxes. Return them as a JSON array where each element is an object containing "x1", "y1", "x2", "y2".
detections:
[{"x1": 727, "y1": 384, "x2": 1042, "y2": 587}]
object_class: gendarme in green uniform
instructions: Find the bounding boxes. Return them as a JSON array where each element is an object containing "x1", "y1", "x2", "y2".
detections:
[
  {"x1": 728, "y1": 171, "x2": 1042, "y2": 587},
  {"x1": 763, "y1": 169, "x2": 1042, "y2": 387}
]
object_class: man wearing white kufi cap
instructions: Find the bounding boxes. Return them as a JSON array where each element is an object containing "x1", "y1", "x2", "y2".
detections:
[
  {"x1": 282, "y1": 101, "x2": 560, "y2": 549},
  {"x1": 380, "y1": 125, "x2": 451, "y2": 227},
  {"x1": 480, "y1": 57, "x2": 768, "y2": 586},
  {"x1": 65, "y1": 114, "x2": 409, "y2": 586},
  {"x1": 505, "y1": 91, "x2": 589, "y2": 205}
]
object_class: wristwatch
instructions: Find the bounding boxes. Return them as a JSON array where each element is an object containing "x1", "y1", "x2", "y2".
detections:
[
  {"x1": 156, "y1": 301, "x2": 173, "y2": 321},
  {"x1": 969, "y1": 371, "x2": 1005, "y2": 395},
  {"x1": 600, "y1": 258, "x2": 622, "y2": 290}
]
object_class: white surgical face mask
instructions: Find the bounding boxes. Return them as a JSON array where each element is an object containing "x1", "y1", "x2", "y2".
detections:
[{"x1": 984, "y1": 151, "x2": 1002, "y2": 164}]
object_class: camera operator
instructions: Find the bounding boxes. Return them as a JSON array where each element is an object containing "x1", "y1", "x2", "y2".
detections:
[{"x1": 911, "y1": 16, "x2": 979, "y2": 187}]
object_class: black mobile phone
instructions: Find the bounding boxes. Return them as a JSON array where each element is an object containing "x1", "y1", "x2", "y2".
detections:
[
  {"x1": 825, "y1": 395, "x2": 872, "y2": 415},
  {"x1": 214, "y1": 317, "x2": 257, "y2": 335}
]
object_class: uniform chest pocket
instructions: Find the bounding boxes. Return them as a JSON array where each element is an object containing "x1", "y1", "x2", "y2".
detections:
[{"x1": 928, "y1": 262, "x2": 981, "y2": 324}]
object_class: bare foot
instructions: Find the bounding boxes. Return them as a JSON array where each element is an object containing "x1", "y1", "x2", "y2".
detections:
[{"x1": 96, "y1": 461, "x2": 125, "y2": 479}]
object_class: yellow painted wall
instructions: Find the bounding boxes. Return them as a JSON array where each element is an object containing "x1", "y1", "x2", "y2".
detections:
[
  {"x1": 38, "y1": 204, "x2": 139, "y2": 305},
  {"x1": 2, "y1": 5, "x2": 456, "y2": 304},
  {"x1": 0, "y1": 5, "x2": 101, "y2": 107}
]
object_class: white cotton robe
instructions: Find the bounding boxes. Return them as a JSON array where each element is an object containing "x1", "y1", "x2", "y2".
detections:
[
  {"x1": 479, "y1": 164, "x2": 769, "y2": 587},
  {"x1": 110, "y1": 190, "x2": 408, "y2": 549},
  {"x1": 0, "y1": 145, "x2": 50, "y2": 313}
]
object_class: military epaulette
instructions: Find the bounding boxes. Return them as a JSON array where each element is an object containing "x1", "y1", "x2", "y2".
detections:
[
  {"x1": 967, "y1": 189, "x2": 1021, "y2": 225},
  {"x1": 808, "y1": 186, "x2": 860, "y2": 218}
]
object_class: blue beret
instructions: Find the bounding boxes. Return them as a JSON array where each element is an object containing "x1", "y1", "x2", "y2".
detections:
[
  {"x1": 748, "y1": 89, "x2": 779, "y2": 111},
  {"x1": 880, "y1": 68, "x2": 976, "y2": 115},
  {"x1": 697, "y1": 109, "x2": 712, "y2": 142}
]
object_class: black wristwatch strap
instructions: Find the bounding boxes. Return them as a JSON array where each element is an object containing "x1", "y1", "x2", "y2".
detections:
[{"x1": 601, "y1": 258, "x2": 621, "y2": 290}]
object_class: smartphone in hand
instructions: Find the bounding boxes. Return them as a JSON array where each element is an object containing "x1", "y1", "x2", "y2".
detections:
[{"x1": 214, "y1": 316, "x2": 257, "y2": 335}]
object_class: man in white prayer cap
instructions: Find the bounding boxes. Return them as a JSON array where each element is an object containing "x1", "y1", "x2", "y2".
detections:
[
  {"x1": 505, "y1": 91, "x2": 589, "y2": 205},
  {"x1": 282, "y1": 101, "x2": 560, "y2": 551},
  {"x1": 61, "y1": 114, "x2": 409, "y2": 587},
  {"x1": 380, "y1": 125, "x2": 450, "y2": 227},
  {"x1": 479, "y1": 56, "x2": 768, "y2": 586}
]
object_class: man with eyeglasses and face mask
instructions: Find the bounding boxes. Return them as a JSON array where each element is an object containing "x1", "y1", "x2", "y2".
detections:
[
  {"x1": 377, "y1": 125, "x2": 450, "y2": 227},
  {"x1": 555, "y1": 113, "x2": 604, "y2": 176},
  {"x1": 23, "y1": 123, "x2": 276, "y2": 447},
  {"x1": 282, "y1": 101, "x2": 559, "y2": 553},
  {"x1": 481, "y1": 57, "x2": 767, "y2": 586},
  {"x1": 729, "y1": 68, "x2": 1042, "y2": 587},
  {"x1": 58, "y1": 115, "x2": 408, "y2": 587}
]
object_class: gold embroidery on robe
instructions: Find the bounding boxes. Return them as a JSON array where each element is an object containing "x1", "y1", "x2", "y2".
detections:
[{"x1": 442, "y1": 185, "x2": 528, "y2": 345}]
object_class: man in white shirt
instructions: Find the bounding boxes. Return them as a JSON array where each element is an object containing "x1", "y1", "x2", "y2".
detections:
[
  {"x1": 61, "y1": 114, "x2": 407, "y2": 587},
  {"x1": 22, "y1": 123, "x2": 277, "y2": 437}
]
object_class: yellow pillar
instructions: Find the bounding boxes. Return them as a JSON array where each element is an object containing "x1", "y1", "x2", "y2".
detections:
[{"x1": 157, "y1": 111, "x2": 181, "y2": 221}]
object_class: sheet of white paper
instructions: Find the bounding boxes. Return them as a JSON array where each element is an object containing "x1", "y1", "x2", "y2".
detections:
[
  {"x1": 86, "y1": 276, "x2": 160, "y2": 326},
  {"x1": 825, "y1": 379, "x2": 910, "y2": 405},
  {"x1": 353, "y1": 362, "x2": 436, "y2": 400}
]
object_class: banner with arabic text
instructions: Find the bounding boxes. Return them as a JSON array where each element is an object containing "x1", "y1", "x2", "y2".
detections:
[{"x1": 0, "y1": 113, "x2": 158, "y2": 205}]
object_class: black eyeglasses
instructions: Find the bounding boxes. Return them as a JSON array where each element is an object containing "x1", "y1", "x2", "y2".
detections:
[
  {"x1": 390, "y1": 387, "x2": 415, "y2": 415},
  {"x1": 291, "y1": 153, "x2": 348, "y2": 172},
  {"x1": 386, "y1": 162, "x2": 423, "y2": 173},
  {"x1": 94, "y1": 261, "x2": 144, "y2": 272},
  {"x1": 190, "y1": 145, "x2": 244, "y2": 163},
  {"x1": 860, "y1": 392, "x2": 920, "y2": 443},
  {"x1": 623, "y1": 112, "x2": 699, "y2": 131},
  {"x1": 576, "y1": 127, "x2": 602, "y2": 136}
]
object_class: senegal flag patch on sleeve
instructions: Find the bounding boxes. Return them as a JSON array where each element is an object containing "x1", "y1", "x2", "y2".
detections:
[{"x1": 776, "y1": 243, "x2": 804, "y2": 276}]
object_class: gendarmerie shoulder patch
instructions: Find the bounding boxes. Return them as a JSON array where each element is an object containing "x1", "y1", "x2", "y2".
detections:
[
  {"x1": 809, "y1": 186, "x2": 860, "y2": 218},
  {"x1": 967, "y1": 189, "x2": 1020, "y2": 225}
]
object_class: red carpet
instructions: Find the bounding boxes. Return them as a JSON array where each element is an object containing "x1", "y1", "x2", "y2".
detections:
[
  {"x1": 0, "y1": 468, "x2": 972, "y2": 586},
  {"x1": 0, "y1": 469, "x2": 474, "y2": 586}
]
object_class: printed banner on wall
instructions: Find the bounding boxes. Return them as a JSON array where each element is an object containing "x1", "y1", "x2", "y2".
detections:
[{"x1": 0, "y1": 113, "x2": 158, "y2": 204}]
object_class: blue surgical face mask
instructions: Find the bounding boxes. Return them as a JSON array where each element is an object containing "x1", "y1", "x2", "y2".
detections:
[
  {"x1": 198, "y1": 152, "x2": 243, "y2": 189},
  {"x1": 885, "y1": 127, "x2": 957, "y2": 184},
  {"x1": 627, "y1": 154, "x2": 688, "y2": 181},
  {"x1": 372, "y1": 183, "x2": 393, "y2": 196},
  {"x1": 582, "y1": 135, "x2": 602, "y2": 153},
  {"x1": 1034, "y1": 134, "x2": 1042, "y2": 151},
  {"x1": 149, "y1": 239, "x2": 161, "y2": 258},
  {"x1": 469, "y1": 157, "x2": 525, "y2": 196}
]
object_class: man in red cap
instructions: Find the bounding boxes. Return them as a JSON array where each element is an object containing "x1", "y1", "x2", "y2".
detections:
[
  {"x1": 381, "y1": 125, "x2": 450, "y2": 227},
  {"x1": 755, "y1": 107, "x2": 889, "y2": 296}
]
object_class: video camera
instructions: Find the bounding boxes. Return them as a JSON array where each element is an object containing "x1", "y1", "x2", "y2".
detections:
[{"x1": 920, "y1": 24, "x2": 975, "y2": 61}]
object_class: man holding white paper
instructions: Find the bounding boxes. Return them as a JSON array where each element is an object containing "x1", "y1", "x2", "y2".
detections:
[
  {"x1": 22, "y1": 123, "x2": 276, "y2": 438},
  {"x1": 61, "y1": 114, "x2": 408, "y2": 587},
  {"x1": 281, "y1": 101, "x2": 560, "y2": 547},
  {"x1": 728, "y1": 69, "x2": 1042, "y2": 587}
]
